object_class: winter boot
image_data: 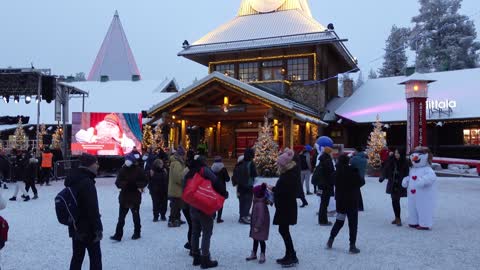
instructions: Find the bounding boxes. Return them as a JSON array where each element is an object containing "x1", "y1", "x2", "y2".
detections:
[
  {"x1": 200, "y1": 255, "x2": 218, "y2": 269},
  {"x1": 184, "y1": 242, "x2": 191, "y2": 250},
  {"x1": 110, "y1": 235, "x2": 122, "y2": 242},
  {"x1": 3, "y1": 184, "x2": 7, "y2": 189},
  {"x1": 280, "y1": 252, "x2": 299, "y2": 268},
  {"x1": 161, "y1": 215, "x2": 167, "y2": 221},
  {"x1": 153, "y1": 216, "x2": 159, "y2": 222},
  {"x1": 21, "y1": 194, "x2": 26, "y2": 199},
  {"x1": 217, "y1": 218, "x2": 224, "y2": 224},
  {"x1": 326, "y1": 237, "x2": 334, "y2": 249},
  {"x1": 131, "y1": 232, "x2": 141, "y2": 240},
  {"x1": 192, "y1": 250, "x2": 201, "y2": 266},
  {"x1": 259, "y1": 253, "x2": 266, "y2": 264},
  {"x1": 246, "y1": 251, "x2": 257, "y2": 261},
  {"x1": 9, "y1": 196, "x2": 16, "y2": 201},
  {"x1": 349, "y1": 245, "x2": 360, "y2": 254},
  {"x1": 32, "y1": 194, "x2": 39, "y2": 200},
  {"x1": 23, "y1": 195, "x2": 30, "y2": 201},
  {"x1": 276, "y1": 254, "x2": 288, "y2": 264}
]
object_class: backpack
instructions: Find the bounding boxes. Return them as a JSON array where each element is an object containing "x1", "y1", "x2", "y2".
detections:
[
  {"x1": 299, "y1": 154, "x2": 309, "y2": 170},
  {"x1": 55, "y1": 187, "x2": 79, "y2": 230},
  {"x1": 0, "y1": 216, "x2": 8, "y2": 250}
]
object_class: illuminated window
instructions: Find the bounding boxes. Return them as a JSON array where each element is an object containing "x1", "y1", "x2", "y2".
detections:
[
  {"x1": 330, "y1": 130, "x2": 342, "y2": 138},
  {"x1": 464, "y1": 129, "x2": 480, "y2": 145},
  {"x1": 287, "y1": 58, "x2": 309, "y2": 81},
  {"x1": 216, "y1": 64, "x2": 235, "y2": 77},
  {"x1": 239, "y1": 62, "x2": 259, "y2": 82},
  {"x1": 262, "y1": 60, "x2": 283, "y2": 81}
]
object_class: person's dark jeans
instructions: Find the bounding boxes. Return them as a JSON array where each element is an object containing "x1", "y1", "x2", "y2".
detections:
[
  {"x1": 151, "y1": 191, "x2": 168, "y2": 218},
  {"x1": 70, "y1": 239, "x2": 102, "y2": 270},
  {"x1": 253, "y1": 240, "x2": 266, "y2": 253},
  {"x1": 182, "y1": 206, "x2": 192, "y2": 245},
  {"x1": 318, "y1": 190, "x2": 331, "y2": 224},
  {"x1": 25, "y1": 178, "x2": 37, "y2": 195},
  {"x1": 239, "y1": 190, "x2": 253, "y2": 218},
  {"x1": 329, "y1": 208, "x2": 358, "y2": 246},
  {"x1": 392, "y1": 197, "x2": 401, "y2": 219},
  {"x1": 40, "y1": 167, "x2": 51, "y2": 184},
  {"x1": 217, "y1": 207, "x2": 223, "y2": 221},
  {"x1": 114, "y1": 205, "x2": 141, "y2": 237},
  {"x1": 278, "y1": 224, "x2": 295, "y2": 255},
  {"x1": 190, "y1": 208, "x2": 214, "y2": 256},
  {"x1": 169, "y1": 198, "x2": 183, "y2": 222}
]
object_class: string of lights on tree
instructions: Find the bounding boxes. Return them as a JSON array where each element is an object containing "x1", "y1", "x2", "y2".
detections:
[
  {"x1": 366, "y1": 115, "x2": 386, "y2": 169},
  {"x1": 14, "y1": 118, "x2": 28, "y2": 150},
  {"x1": 253, "y1": 117, "x2": 279, "y2": 177},
  {"x1": 142, "y1": 124, "x2": 154, "y2": 151},
  {"x1": 52, "y1": 125, "x2": 63, "y2": 150}
]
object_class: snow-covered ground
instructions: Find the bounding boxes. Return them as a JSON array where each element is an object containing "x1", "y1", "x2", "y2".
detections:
[{"x1": 1, "y1": 176, "x2": 479, "y2": 270}]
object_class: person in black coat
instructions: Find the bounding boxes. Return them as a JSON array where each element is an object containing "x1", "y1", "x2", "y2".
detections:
[
  {"x1": 64, "y1": 153, "x2": 103, "y2": 270},
  {"x1": 185, "y1": 155, "x2": 227, "y2": 269},
  {"x1": 317, "y1": 148, "x2": 335, "y2": 226},
  {"x1": 326, "y1": 154, "x2": 365, "y2": 254},
  {"x1": 25, "y1": 153, "x2": 39, "y2": 199},
  {"x1": 111, "y1": 154, "x2": 148, "y2": 241},
  {"x1": 211, "y1": 156, "x2": 230, "y2": 223},
  {"x1": 0, "y1": 150, "x2": 10, "y2": 189},
  {"x1": 379, "y1": 149, "x2": 409, "y2": 226},
  {"x1": 148, "y1": 159, "x2": 169, "y2": 222},
  {"x1": 9, "y1": 150, "x2": 30, "y2": 201},
  {"x1": 233, "y1": 148, "x2": 257, "y2": 224},
  {"x1": 269, "y1": 149, "x2": 300, "y2": 267}
]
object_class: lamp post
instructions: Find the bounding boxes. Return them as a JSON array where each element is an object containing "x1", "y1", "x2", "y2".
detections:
[{"x1": 399, "y1": 73, "x2": 436, "y2": 154}]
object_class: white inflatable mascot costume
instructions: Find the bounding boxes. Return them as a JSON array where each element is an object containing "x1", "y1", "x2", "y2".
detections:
[{"x1": 402, "y1": 147, "x2": 437, "y2": 230}]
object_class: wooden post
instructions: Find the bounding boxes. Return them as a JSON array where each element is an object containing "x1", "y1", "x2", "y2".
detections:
[
  {"x1": 305, "y1": 122, "x2": 311, "y2": 145},
  {"x1": 216, "y1": 121, "x2": 222, "y2": 154},
  {"x1": 273, "y1": 119, "x2": 279, "y2": 142},
  {"x1": 289, "y1": 118, "x2": 294, "y2": 148},
  {"x1": 282, "y1": 117, "x2": 294, "y2": 148},
  {"x1": 181, "y1": 120, "x2": 186, "y2": 149}
]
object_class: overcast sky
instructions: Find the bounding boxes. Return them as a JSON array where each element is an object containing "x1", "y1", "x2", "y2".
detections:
[{"x1": 1, "y1": 0, "x2": 479, "y2": 87}]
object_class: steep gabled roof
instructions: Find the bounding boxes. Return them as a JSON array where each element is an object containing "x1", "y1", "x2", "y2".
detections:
[{"x1": 88, "y1": 11, "x2": 141, "y2": 81}]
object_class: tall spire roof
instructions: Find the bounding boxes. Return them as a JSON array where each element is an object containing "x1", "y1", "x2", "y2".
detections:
[{"x1": 87, "y1": 11, "x2": 141, "y2": 81}]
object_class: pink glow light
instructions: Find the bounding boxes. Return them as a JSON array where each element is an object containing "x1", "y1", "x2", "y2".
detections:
[{"x1": 342, "y1": 100, "x2": 406, "y2": 119}]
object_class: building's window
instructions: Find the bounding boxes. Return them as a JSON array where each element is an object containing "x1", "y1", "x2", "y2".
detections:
[
  {"x1": 330, "y1": 130, "x2": 342, "y2": 138},
  {"x1": 287, "y1": 58, "x2": 309, "y2": 81},
  {"x1": 239, "y1": 62, "x2": 259, "y2": 82},
  {"x1": 464, "y1": 129, "x2": 480, "y2": 145},
  {"x1": 216, "y1": 64, "x2": 235, "y2": 77},
  {"x1": 262, "y1": 60, "x2": 283, "y2": 81}
]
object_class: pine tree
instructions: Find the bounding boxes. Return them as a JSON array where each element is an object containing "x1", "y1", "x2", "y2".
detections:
[
  {"x1": 410, "y1": 0, "x2": 480, "y2": 72},
  {"x1": 368, "y1": 69, "x2": 378, "y2": 79},
  {"x1": 14, "y1": 118, "x2": 28, "y2": 150},
  {"x1": 38, "y1": 124, "x2": 47, "y2": 149},
  {"x1": 142, "y1": 125, "x2": 154, "y2": 151},
  {"x1": 379, "y1": 25, "x2": 410, "y2": 77},
  {"x1": 52, "y1": 126, "x2": 63, "y2": 149},
  {"x1": 355, "y1": 71, "x2": 365, "y2": 90},
  {"x1": 366, "y1": 115, "x2": 386, "y2": 169},
  {"x1": 253, "y1": 118, "x2": 279, "y2": 177},
  {"x1": 153, "y1": 123, "x2": 166, "y2": 151}
]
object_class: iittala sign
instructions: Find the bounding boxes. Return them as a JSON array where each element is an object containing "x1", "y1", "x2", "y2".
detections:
[{"x1": 427, "y1": 99, "x2": 457, "y2": 110}]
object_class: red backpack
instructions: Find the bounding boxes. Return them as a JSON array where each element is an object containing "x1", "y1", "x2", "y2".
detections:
[{"x1": 0, "y1": 216, "x2": 8, "y2": 250}]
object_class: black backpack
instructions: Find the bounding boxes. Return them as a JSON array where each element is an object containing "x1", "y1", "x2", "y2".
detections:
[
  {"x1": 55, "y1": 187, "x2": 79, "y2": 230},
  {"x1": 299, "y1": 154, "x2": 309, "y2": 170}
]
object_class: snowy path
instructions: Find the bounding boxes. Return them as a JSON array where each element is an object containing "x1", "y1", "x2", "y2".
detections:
[{"x1": 1, "y1": 177, "x2": 479, "y2": 270}]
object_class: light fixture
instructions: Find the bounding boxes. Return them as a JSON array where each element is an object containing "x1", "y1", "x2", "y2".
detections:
[
  {"x1": 384, "y1": 124, "x2": 390, "y2": 129},
  {"x1": 47, "y1": 126, "x2": 53, "y2": 131},
  {"x1": 36, "y1": 96, "x2": 41, "y2": 103},
  {"x1": 14, "y1": 95, "x2": 20, "y2": 103},
  {"x1": 25, "y1": 95, "x2": 31, "y2": 104},
  {"x1": 28, "y1": 126, "x2": 34, "y2": 131},
  {"x1": 413, "y1": 85, "x2": 419, "y2": 91},
  {"x1": 337, "y1": 118, "x2": 343, "y2": 124},
  {"x1": 436, "y1": 121, "x2": 444, "y2": 127},
  {"x1": 172, "y1": 115, "x2": 176, "y2": 120}
]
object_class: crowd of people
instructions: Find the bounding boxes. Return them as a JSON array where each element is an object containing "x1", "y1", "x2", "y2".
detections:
[{"x1": 0, "y1": 136, "x2": 438, "y2": 270}]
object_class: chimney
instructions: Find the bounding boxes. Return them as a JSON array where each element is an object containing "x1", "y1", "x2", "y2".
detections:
[
  {"x1": 100, "y1": 75, "x2": 109, "y2": 82},
  {"x1": 343, "y1": 79, "x2": 354, "y2": 97},
  {"x1": 132, "y1": 74, "x2": 140, "y2": 81}
]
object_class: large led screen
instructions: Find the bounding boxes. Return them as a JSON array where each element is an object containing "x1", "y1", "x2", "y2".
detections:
[{"x1": 72, "y1": 112, "x2": 142, "y2": 156}]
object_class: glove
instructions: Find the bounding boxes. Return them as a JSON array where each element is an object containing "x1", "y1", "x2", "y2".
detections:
[{"x1": 93, "y1": 231, "x2": 103, "y2": 243}]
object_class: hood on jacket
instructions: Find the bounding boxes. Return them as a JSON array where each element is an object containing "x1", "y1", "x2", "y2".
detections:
[
  {"x1": 244, "y1": 148, "x2": 255, "y2": 162},
  {"x1": 64, "y1": 167, "x2": 96, "y2": 187},
  {"x1": 211, "y1": 162, "x2": 225, "y2": 173}
]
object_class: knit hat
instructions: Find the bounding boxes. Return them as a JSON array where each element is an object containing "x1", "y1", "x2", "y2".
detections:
[
  {"x1": 175, "y1": 146, "x2": 186, "y2": 157},
  {"x1": 277, "y1": 148, "x2": 294, "y2": 167},
  {"x1": 237, "y1": 155, "x2": 244, "y2": 163},
  {"x1": 214, "y1": 156, "x2": 222, "y2": 163},
  {"x1": 79, "y1": 153, "x2": 98, "y2": 167},
  {"x1": 305, "y1": 145, "x2": 313, "y2": 152},
  {"x1": 253, "y1": 183, "x2": 267, "y2": 199}
]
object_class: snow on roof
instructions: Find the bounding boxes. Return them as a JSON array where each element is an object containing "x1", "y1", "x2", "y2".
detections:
[
  {"x1": 148, "y1": 72, "x2": 326, "y2": 125},
  {"x1": 179, "y1": 9, "x2": 330, "y2": 56},
  {"x1": 88, "y1": 11, "x2": 141, "y2": 81},
  {"x1": 335, "y1": 68, "x2": 480, "y2": 123},
  {"x1": 324, "y1": 96, "x2": 348, "y2": 121},
  {"x1": 0, "y1": 79, "x2": 177, "y2": 125}
]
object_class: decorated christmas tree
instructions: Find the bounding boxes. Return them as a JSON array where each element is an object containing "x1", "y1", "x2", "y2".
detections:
[
  {"x1": 366, "y1": 115, "x2": 386, "y2": 169},
  {"x1": 14, "y1": 118, "x2": 28, "y2": 150},
  {"x1": 52, "y1": 125, "x2": 63, "y2": 149},
  {"x1": 254, "y1": 117, "x2": 279, "y2": 177},
  {"x1": 142, "y1": 125, "x2": 154, "y2": 151},
  {"x1": 38, "y1": 124, "x2": 47, "y2": 149},
  {"x1": 153, "y1": 123, "x2": 166, "y2": 151}
]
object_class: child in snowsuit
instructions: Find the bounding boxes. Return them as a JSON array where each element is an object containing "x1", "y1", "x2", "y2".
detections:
[{"x1": 246, "y1": 183, "x2": 270, "y2": 264}]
